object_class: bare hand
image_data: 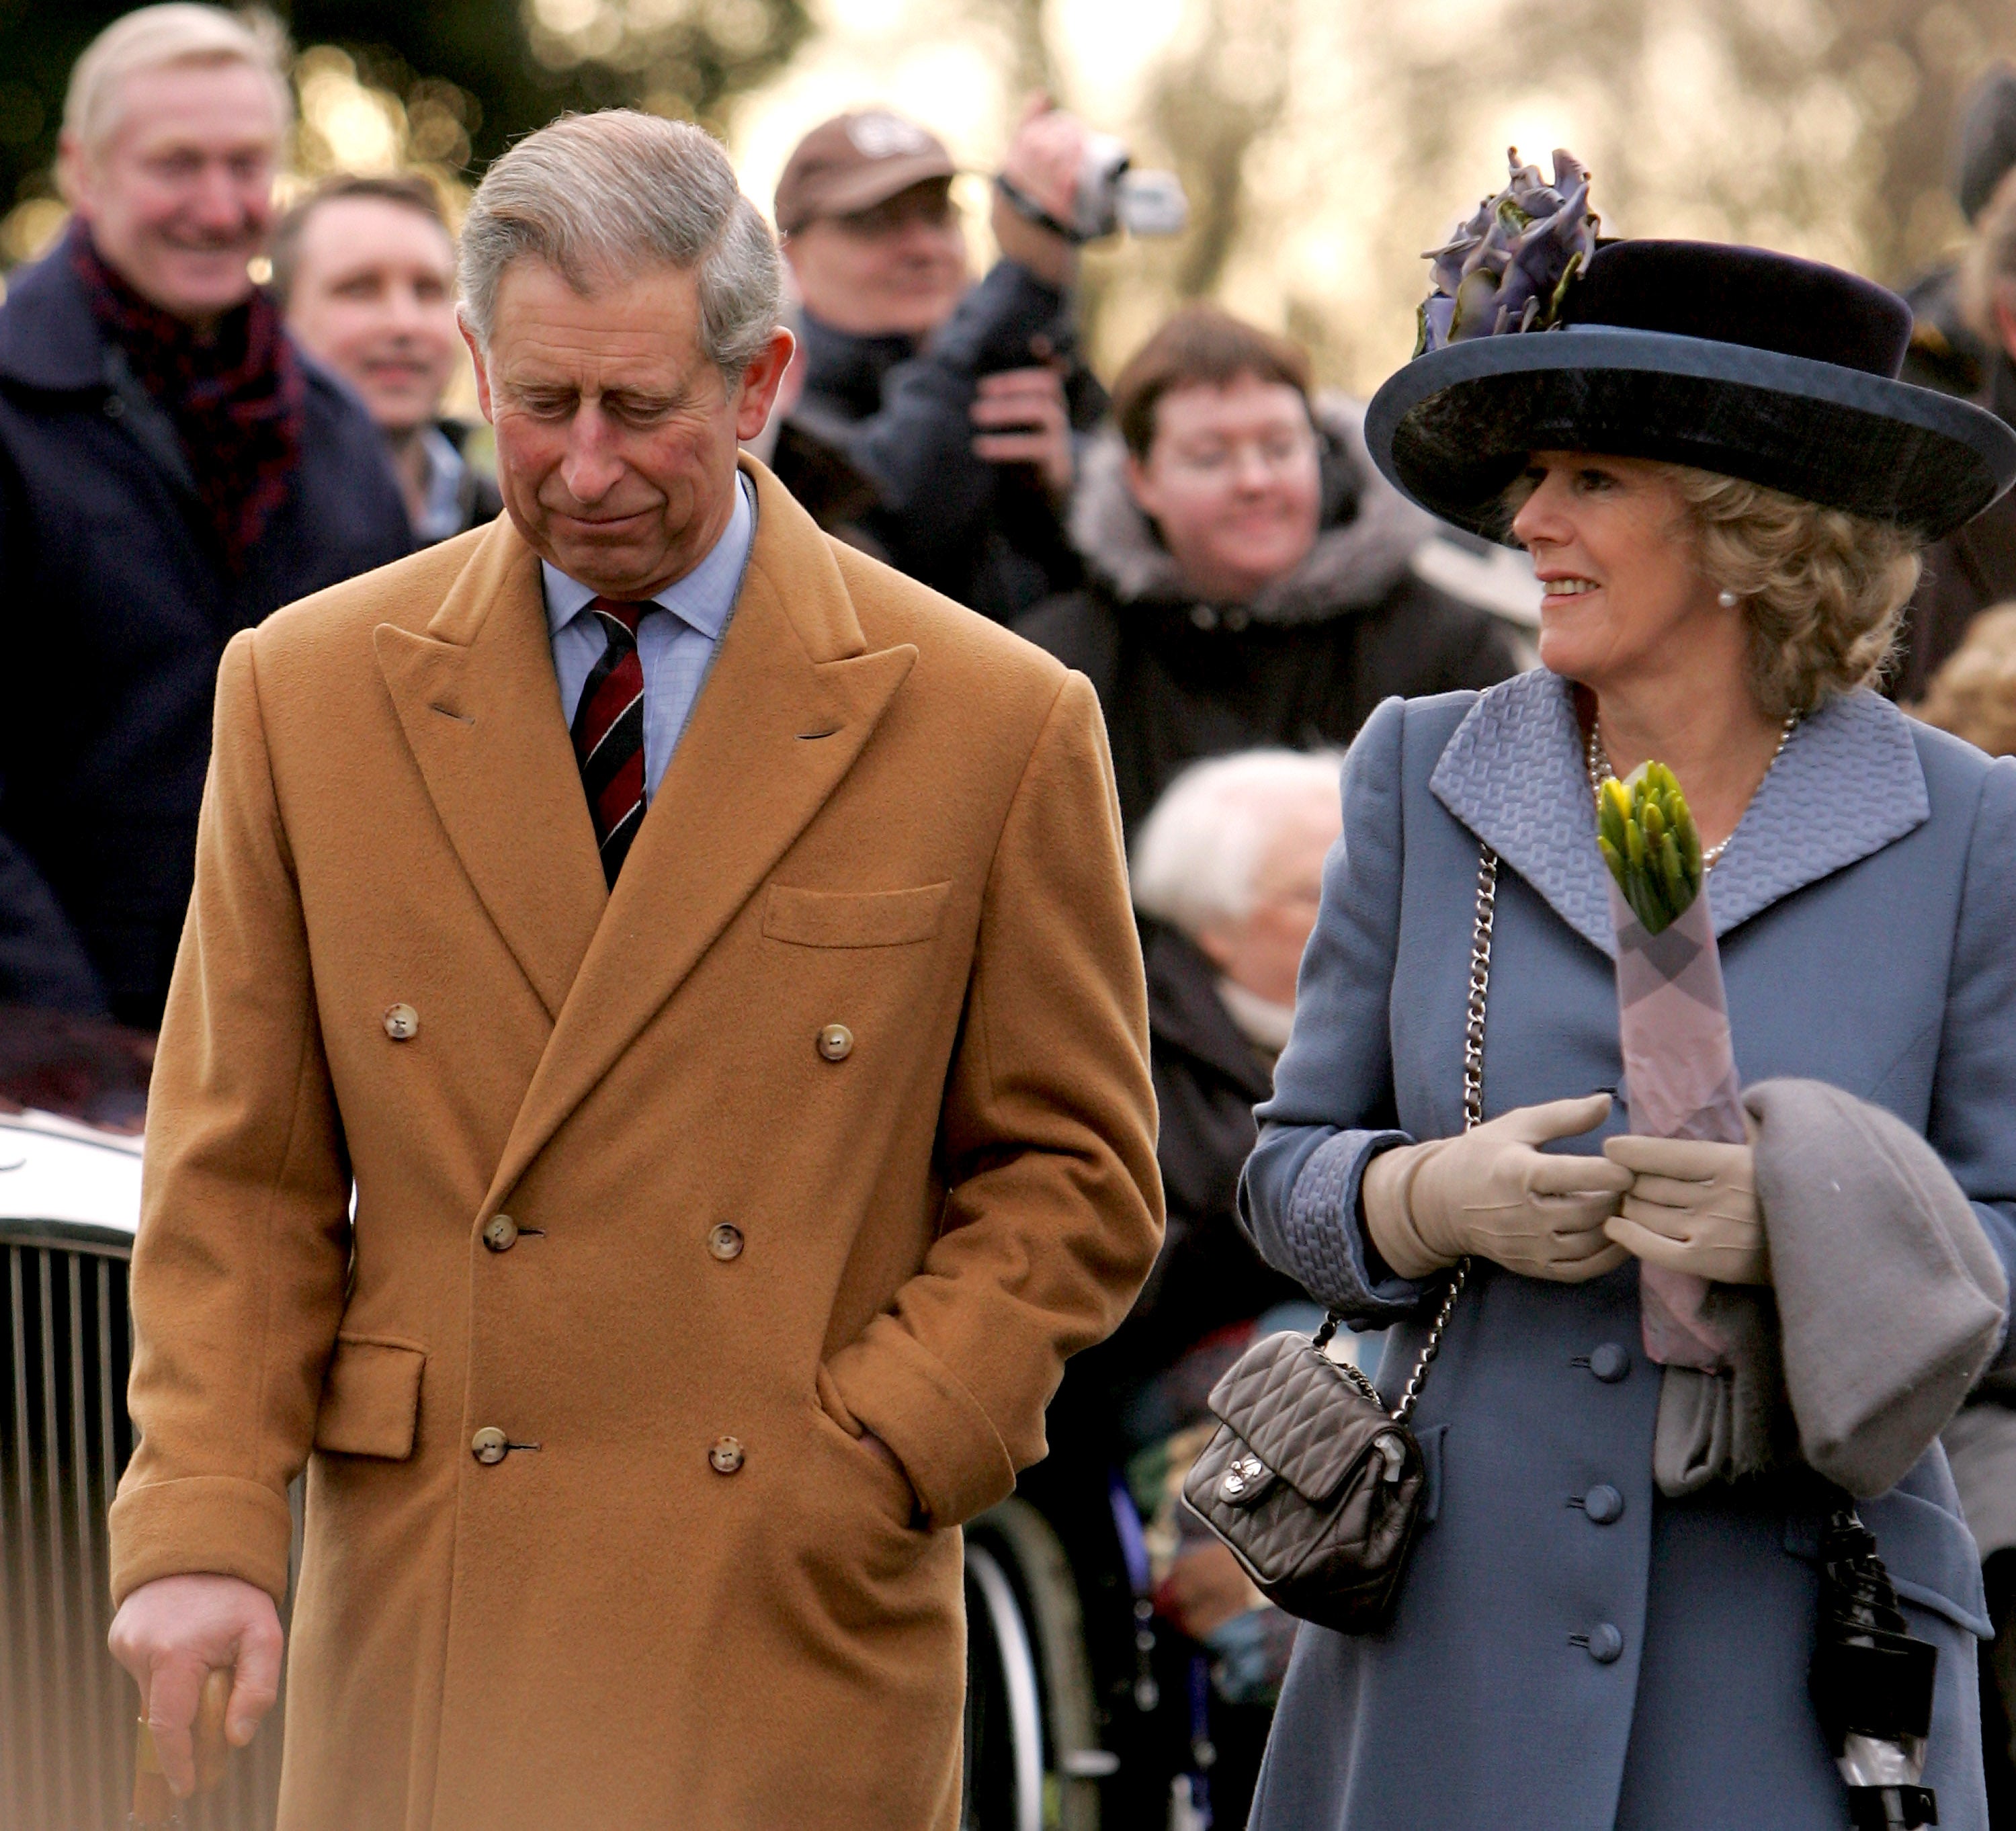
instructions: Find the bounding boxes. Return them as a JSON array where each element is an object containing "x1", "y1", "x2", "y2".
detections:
[
  {"x1": 971, "y1": 366, "x2": 1074, "y2": 499},
  {"x1": 1603, "y1": 1134, "x2": 1770, "y2": 1284},
  {"x1": 991, "y1": 95, "x2": 1085, "y2": 288},
  {"x1": 110, "y1": 1573, "x2": 284, "y2": 1799}
]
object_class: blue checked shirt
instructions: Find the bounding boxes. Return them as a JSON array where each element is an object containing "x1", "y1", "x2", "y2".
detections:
[{"x1": 542, "y1": 474, "x2": 755, "y2": 800}]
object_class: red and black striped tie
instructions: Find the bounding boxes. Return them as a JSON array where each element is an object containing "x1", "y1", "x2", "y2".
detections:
[{"x1": 571, "y1": 597, "x2": 650, "y2": 886}]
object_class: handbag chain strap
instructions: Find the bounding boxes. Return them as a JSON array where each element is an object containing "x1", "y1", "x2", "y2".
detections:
[{"x1": 1387, "y1": 845, "x2": 1497, "y2": 1423}]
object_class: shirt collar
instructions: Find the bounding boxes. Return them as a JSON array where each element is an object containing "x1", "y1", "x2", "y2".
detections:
[
  {"x1": 540, "y1": 470, "x2": 755, "y2": 640},
  {"x1": 413, "y1": 425, "x2": 468, "y2": 544}
]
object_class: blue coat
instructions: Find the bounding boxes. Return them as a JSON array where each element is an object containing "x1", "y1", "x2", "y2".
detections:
[
  {"x1": 0, "y1": 241, "x2": 411, "y2": 1027},
  {"x1": 1241, "y1": 668, "x2": 2016, "y2": 1830}
]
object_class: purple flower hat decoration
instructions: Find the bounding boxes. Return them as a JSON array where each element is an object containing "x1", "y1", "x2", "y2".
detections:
[{"x1": 1415, "y1": 146, "x2": 1599, "y2": 355}]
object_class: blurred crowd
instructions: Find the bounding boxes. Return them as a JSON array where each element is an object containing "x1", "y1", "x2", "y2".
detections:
[{"x1": 15, "y1": 5, "x2": 2016, "y2": 1826}]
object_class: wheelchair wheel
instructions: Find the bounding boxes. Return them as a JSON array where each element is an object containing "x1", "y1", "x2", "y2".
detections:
[{"x1": 962, "y1": 1498, "x2": 1111, "y2": 1831}]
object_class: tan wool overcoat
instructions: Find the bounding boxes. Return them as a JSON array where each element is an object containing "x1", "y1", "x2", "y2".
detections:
[{"x1": 110, "y1": 461, "x2": 1164, "y2": 1830}]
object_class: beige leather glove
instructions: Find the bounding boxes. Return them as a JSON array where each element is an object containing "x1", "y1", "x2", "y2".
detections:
[
  {"x1": 1601, "y1": 1134, "x2": 1770, "y2": 1285},
  {"x1": 1361, "y1": 1093, "x2": 1634, "y2": 1283}
]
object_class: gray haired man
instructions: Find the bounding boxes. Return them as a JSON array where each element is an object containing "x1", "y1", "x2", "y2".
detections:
[{"x1": 106, "y1": 108, "x2": 1161, "y2": 1826}]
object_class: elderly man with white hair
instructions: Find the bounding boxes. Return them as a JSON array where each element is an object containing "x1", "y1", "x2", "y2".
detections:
[
  {"x1": 0, "y1": 3, "x2": 409, "y2": 1029},
  {"x1": 105, "y1": 107, "x2": 1161, "y2": 1828}
]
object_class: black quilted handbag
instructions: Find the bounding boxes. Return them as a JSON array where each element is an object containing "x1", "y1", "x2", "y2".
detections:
[{"x1": 1181, "y1": 848, "x2": 1498, "y2": 1633}]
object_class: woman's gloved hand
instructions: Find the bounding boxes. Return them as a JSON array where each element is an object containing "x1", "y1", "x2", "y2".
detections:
[
  {"x1": 1361, "y1": 1093, "x2": 1634, "y2": 1282},
  {"x1": 1601, "y1": 1134, "x2": 1771, "y2": 1285}
]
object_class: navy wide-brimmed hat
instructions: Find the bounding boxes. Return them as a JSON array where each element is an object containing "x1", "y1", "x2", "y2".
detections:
[{"x1": 1366, "y1": 236, "x2": 2016, "y2": 542}]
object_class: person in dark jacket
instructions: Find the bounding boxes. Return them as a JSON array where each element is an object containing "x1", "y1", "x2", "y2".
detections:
[
  {"x1": 1047, "y1": 748, "x2": 1344, "y2": 1830},
  {"x1": 271, "y1": 172, "x2": 503, "y2": 545},
  {"x1": 1017, "y1": 305, "x2": 1523, "y2": 833},
  {"x1": 1897, "y1": 168, "x2": 2016, "y2": 701},
  {"x1": 775, "y1": 102, "x2": 1105, "y2": 623},
  {"x1": 0, "y1": 7, "x2": 411, "y2": 1029}
]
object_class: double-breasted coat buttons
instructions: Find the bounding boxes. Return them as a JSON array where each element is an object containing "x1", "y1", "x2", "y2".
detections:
[
  {"x1": 482, "y1": 1215, "x2": 519, "y2": 1253},
  {"x1": 382, "y1": 1003, "x2": 420, "y2": 1041},
  {"x1": 471, "y1": 1427, "x2": 509, "y2": 1465},
  {"x1": 709, "y1": 1437, "x2": 745, "y2": 1474},
  {"x1": 707, "y1": 1224, "x2": 745, "y2": 1261},
  {"x1": 816, "y1": 1023, "x2": 853, "y2": 1062}
]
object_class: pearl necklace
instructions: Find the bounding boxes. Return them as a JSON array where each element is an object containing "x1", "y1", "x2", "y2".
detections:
[{"x1": 1585, "y1": 713, "x2": 1798, "y2": 871}]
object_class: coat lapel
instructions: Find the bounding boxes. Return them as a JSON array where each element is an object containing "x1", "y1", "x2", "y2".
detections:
[
  {"x1": 1429, "y1": 669, "x2": 1931, "y2": 957},
  {"x1": 374, "y1": 517, "x2": 607, "y2": 1019},
  {"x1": 482, "y1": 464, "x2": 917, "y2": 1213}
]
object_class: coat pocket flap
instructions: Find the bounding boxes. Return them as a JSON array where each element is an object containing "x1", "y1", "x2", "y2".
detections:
[
  {"x1": 763, "y1": 882, "x2": 952, "y2": 948},
  {"x1": 313, "y1": 1335, "x2": 427, "y2": 1460},
  {"x1": 1206, "y1": 1329, "x2": 1396, "y2": 1504}
]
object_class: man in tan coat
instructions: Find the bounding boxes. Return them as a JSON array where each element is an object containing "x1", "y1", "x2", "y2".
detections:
[{"x1": 107, "y1": 110, "x2": 1162, "y2": 1828}]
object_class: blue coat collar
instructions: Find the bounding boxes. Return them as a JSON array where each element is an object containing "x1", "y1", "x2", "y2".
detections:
[{"x1": 1429, "y1": 669, "x2": 1929, "y2": 957}]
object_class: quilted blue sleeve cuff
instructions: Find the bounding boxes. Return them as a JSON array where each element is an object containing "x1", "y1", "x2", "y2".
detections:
[{"x1": 1251, "y1": 1127, "x2": 1431, "y2": 1322}]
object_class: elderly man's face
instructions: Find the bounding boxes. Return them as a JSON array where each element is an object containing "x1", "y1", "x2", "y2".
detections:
[
  {"x1": 469, "y1": 259, "x2": 792, "y2": 599},
  {"x1": 1195, "y1": 790, "x2": 1341, "y2": 1008},
  {"x1": 60, "y1": 60, "x2": 282, "y2": 329}
]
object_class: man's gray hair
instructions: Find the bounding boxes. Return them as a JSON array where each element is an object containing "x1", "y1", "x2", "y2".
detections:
[
  {"x1": 1131, "y1": 749, "x2": 1343, "y2": 937},
  {"x1": 459, "y1": 110, "x2": 781, "y2": 382},
  {"x1": 63, "y1": 4, "x2": 292, "y2": 157}
]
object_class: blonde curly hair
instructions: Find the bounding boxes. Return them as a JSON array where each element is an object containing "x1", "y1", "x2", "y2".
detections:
[{"x1": 1667, "y1": 466, "x2": 1921, "y2": 720}]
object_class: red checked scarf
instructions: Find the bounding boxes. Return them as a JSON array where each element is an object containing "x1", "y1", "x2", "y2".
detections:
[{"x1": 71, "y1": 222, "x2": 304, "y2": 569}]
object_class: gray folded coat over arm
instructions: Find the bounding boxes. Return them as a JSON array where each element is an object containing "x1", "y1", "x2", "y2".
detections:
[{"x1": 1656, "y1": 1076, "x2": 2010, "y2": 1498}]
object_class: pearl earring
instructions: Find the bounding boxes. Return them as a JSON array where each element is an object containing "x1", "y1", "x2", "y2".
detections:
[{"x1": 1717, "y1": 589, "x2": 1739, "y2": 608}]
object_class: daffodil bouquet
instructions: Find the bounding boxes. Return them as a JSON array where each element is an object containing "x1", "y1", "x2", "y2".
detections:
[{"x1": 1598, "y1": 765, "x2": 1748, "y2": 1369}]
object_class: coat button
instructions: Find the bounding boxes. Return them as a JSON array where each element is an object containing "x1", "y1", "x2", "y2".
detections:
[
  {"x1": 382, "y1": 1003, "x2": 420, "y2": 1041},
  {"x1": 1585, "y1": 1623, "x2": 1624, "y2": 1664},
  {"x1": 816, "y1": 1023, "x2": 853, "y2": 1062},
  {"x1": 1582, "y1": 1484, "x2": 1626, "y2": 1525},
  {"x1": 707, "y1": 1223, "x2": 744, "y2": 1261},
  {"x1": 482, "y1": 1215, "x2": 519, "y2": 1253},
  {"x1": 471, "y1": 1427, "x2": 509, "y2": 1465},
  {"x1": 103, "y1": 394, "x2": 126, "y2": 419},
  {"x1": 709, "y1": 1436, "x2": 745, "y2": 1474},
  {"x1": 1589, "y1": 1343, "x2": 1630, "y2": 1383}
]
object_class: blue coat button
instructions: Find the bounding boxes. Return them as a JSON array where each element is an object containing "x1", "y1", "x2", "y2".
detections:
[
  {"x1": 1589, "y1": 1343, "x2": 1630, "y2": 1383},
  {"x1": 1586, "y1": 1623, "x2": 1624, "y2": 1664},
  {"x1": 1583, "y1": 1483, "x2": 1625, "y2": 1525}
]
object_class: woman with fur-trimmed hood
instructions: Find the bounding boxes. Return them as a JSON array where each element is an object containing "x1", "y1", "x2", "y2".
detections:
[{"x1": 1015, "y1": 306, "x2": 1523, "y2": 833}]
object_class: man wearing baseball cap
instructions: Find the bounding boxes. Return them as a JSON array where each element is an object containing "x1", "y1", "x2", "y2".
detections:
[{"x1": 771, "y1": 100, "x2": 1104, "y2": 625}]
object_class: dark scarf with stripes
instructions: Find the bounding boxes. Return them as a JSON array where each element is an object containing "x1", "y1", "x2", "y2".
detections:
[{"x1": 71, "y1": 220, "x2": 303, "y2": 569}]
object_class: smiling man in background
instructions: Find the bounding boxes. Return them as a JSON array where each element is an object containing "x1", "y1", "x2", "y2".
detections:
[
  {"x1": 274, "y1": 173, "x2": 502, "y2": 544},
  {"x1": 0, "y1": 3, "x2": 409, "y2": 1027},
  {"x1": 107, "y1": 108, "x2": 1160, "y2": 1827}
]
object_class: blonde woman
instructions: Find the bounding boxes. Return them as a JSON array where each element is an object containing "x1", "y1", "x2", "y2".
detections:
[{"x1": 1238, "y1": 204, "x2": 2016, "y2": 1829}]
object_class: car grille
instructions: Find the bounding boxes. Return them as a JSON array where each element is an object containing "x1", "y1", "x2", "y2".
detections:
[{"x1": 1, "y1": 1227, "x2": 288, "y2": 1830}]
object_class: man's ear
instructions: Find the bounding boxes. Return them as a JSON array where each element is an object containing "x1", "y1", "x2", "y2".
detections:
[
  {"x1": 458, "y1": 312, "x2": 494, "y2": 423},
  {"x1": 732, "y1": 326, "x2": 798, "y2": 445}
]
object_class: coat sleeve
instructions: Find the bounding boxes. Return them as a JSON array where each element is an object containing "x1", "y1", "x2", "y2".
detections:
[
  {"x1": 821, "y1": 670, "x2": 1163, "y2": 1524},
  {"x1": 1929, "y1": 752, "x2": 2016, "y2": 1373},
  {"x1": 1237, "y1": 697, "x2": 1429, "y2": 1324},
  {"x1": 838, "y1": 261, "x2": 1068, "y2": 579},
  {"x1": 108, "y1": 632, "x2": 351, "y2": 1608}
]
